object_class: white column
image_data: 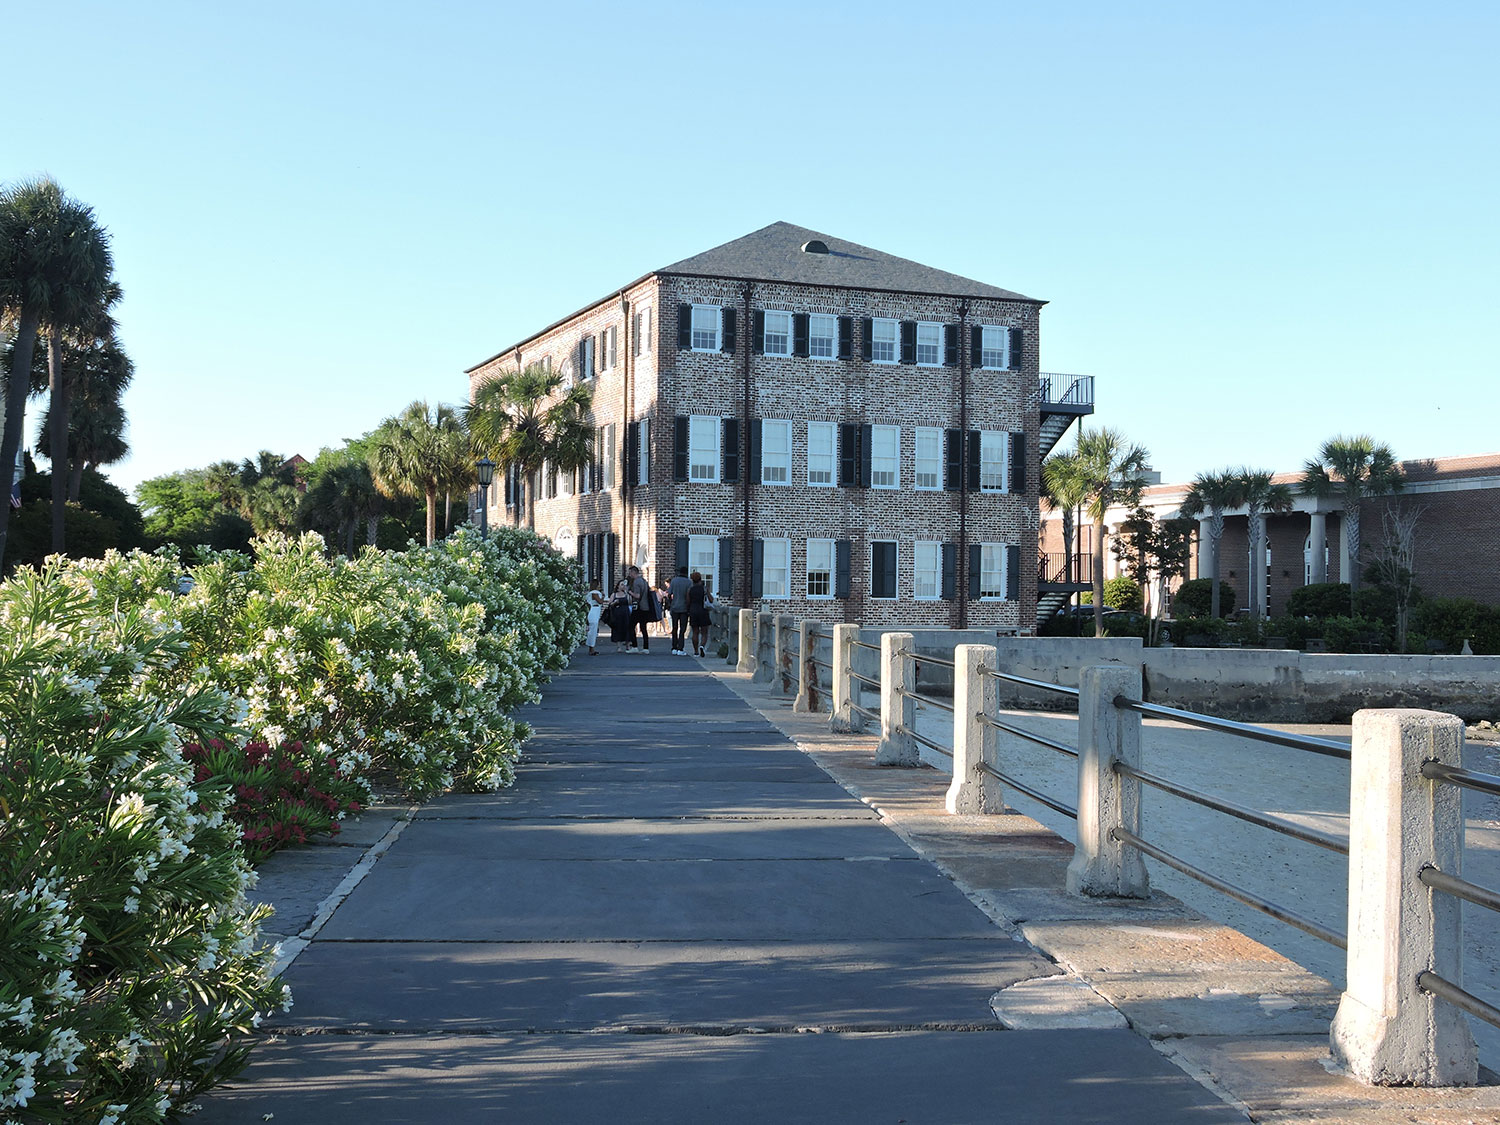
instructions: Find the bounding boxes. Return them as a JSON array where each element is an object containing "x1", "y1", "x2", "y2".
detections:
[
  {"x1": 1197, "y1": 518, "x2": 1216, "y2": 581},
  {"x1": 828, "y1": 624, "x2": 863, "y2": 733},
  {"x1": 947, "y1": 644, "x2": 1004, "y2": 814},
  {"x1": 736, "y1": 609, "x2": 756, "y2": 674},
  {"x1": 793, "y1": 620, "x2": 820, "y2": 713},
  {"x1": 1309, "y1": 510, "x2": 1328, "y2": 585},
  {"x1": 1066, "y1": 664, "x2": 1149, "y2": 898},
  {"x1": 875, "y1": 632, "x2": 919, "y2": 767},
  {"x1": 1331, "y1": 709, "x2": 1476, "y2": 1086}
]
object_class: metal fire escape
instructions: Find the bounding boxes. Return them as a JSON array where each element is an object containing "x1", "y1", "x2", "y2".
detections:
[{"x1": 1036, "y1": 373, "x2": 1095, "y2": 623}]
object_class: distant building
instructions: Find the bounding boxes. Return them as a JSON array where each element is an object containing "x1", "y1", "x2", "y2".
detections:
[
  {"x1": 1040, "y1": 453, "x2": 1500, "y2": 617},
  {"x1": 467, "y1": 222, "x2": 1095, "y2": 628}
]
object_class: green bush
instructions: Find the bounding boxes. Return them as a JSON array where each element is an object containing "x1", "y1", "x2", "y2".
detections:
[
  {"x1": 1102, "y1": 576, "x2": 1142, "y2": 612},
  {"x1": 1167, "y1": 616, "x2": 1229, "y2": 645},
  {"x1": 1317, "y1": 615, "x2": 1393, "y2": 654},
  {"x1": 1412, "y1": 598, "x2": 1500, "y2": 655},
  {"x1": 1171, "y1": 578, "x2": 1235, "y2": 619},
  {"x1": 1287, "y1": 582, "x2": 1351, "y2": 618}
]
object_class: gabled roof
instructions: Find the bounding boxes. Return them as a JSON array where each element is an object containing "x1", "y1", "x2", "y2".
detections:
[
  {"x1": 658, "y1": 221, "x2": 1041, "y2": 303},
  {"x1": 466, "y1": 222, "x2": 1039, "y2": 373}
]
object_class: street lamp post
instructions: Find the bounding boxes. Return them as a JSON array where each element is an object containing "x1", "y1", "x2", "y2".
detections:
[{"x1": 476, "y1": 458, "x2": 495, "y2": 540}]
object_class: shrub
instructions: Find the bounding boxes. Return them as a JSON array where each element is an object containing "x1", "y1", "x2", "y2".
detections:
[
  {"x1": 1412, "y1": 597, "x2": 1500, "y2": 655},
  {"x1": 1317, "y1": 615, "x2": 1393, "y2": 654},
  {"x1": 1287, "y1": 582, "x2": 1351, "y2": 618},
  {"x1": 1102, "y1": 576, "x2": 1143, "y2": 612},
  {"x1": 0, "y1": 565, "x2": 285, "y2": 1122},
  {"x1": 1171, "y1": 578, "x2": 1235, "y2": 619}
]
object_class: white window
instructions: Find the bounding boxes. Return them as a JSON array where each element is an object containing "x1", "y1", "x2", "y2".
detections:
[
  {"x1": 560, "y1": 464, "x2": 574, "y2": 497},
  {"x1": 761, "y1": 419, "x2": 791, "y2": 485},
  {"x1": 809, "y1": 314, "x2": 837, "y2": 359},
  {"x1": 689, "y1": 534, "x2": 719, "y2": 594},
  {"x1": 689, "y1": 415, "x2": 720, "y2": 482},
  {"x1": 602, "y1": 423, "x2": 617, "y2": 489},
  {"x1": 807, "y1": 421, "x2": 835, "y2": 486},
  {"x1": 916, "y1": 321, "x2": 942, "y2": 366},
  {"x1": 980, "y1": 543, "x2": 1008, "y2": 600},
  {"x1": 763, "y1": 310, "x2": 791, "y2": 356},
  {"x1": 691, "y1": 305, "x2": 721, "y2": 351},
  {"x1": 914, "y1": 427, "x2": 941, "y2": 490},
  {"x1": 871, "y1": 317, "x2": 898, "y2": 363},
  {"x1": 980, "y1": 325, "x2": 1009, "y2": 370},
  {"x1": 608, "y1": 325, "x2": 618, "y2": 370},
  {"x1": 762, "y1": 538, "x2": 791, "y2": 599},
  {"x1": 870, "y1": 425, "x2": 900, "y2": 489},
  {"x1": 806, "y1": 538, "x2": 834, "y2": 599},
  {"x1": 914, "y1": 541, "x2": 941, "y2": 600},
  {"x1": 980, "y1": 430, "x2": 1008, "y2": 492}
]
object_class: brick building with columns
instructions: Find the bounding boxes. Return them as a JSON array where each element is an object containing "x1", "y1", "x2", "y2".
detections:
[
  {"x1": 1039, "y1": 452, "x2": 1500, "y2": 619},
  {"x1": 466, "y1": 222, "x2": 1095, "y2": 628}
]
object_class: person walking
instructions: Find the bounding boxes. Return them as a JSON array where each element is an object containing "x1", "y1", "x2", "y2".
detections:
[
  {"x1": 606, "y1": 580, "x2": 633, "y2": 654},
  {"x1": 584, "y1": 589, "x2": 604, "y2": 656},
  {"x1": 626, "y1": 565, "x2": 653, "y2": 653},
  {"x1": 687, "y1": 571, "x2": 713, "y2": 657},
  {"x1": 668, "y1": 566, "x2": 693, "y2": 655}
]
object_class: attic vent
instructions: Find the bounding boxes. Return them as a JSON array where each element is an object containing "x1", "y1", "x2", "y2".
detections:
[{"x1": 800, "y1": 239, "x2": 830, "y2": 254}]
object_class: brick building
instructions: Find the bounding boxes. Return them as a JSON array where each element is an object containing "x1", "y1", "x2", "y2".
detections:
[
  {"x1": 1039, "y1": 453, "x2": 1500, "y2": 618},
  {"x1": 466, "y1": 222, "x2": 1094, "y2": 627}
]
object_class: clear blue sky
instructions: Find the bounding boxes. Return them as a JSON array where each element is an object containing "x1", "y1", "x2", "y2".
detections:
[{"x1": 8, "y1": 1, "x2": 1497, "y2": 496}]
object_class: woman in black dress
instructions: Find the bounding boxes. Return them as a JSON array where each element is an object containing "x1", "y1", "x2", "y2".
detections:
[
  {"x1": 606, "y1": 580, "x2": 634, "y2": 653},
  {"x1": 687, "y1": 571, "x2": 713, "y2": 657}
]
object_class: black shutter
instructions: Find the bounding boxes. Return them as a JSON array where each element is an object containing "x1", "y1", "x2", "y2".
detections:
[
  {"x1": 941, "y1": 543, "x2": 957, "y2": 601},
  {"x1": 899, "y1": 321, "x2": 916, "y2": 365},
  {"x1": 872, "y1": 542, "x2": 896, "y2": 599},
  {"x1": 1009, "y1": 431, "x2": 1027, "y2": 493},
  {"x1": 839, "y1": 423, "x2": 859, "y2": 487},
  {"x1": 835, "y1": 540, "x2": 851, "y2": 599},
  {"x1": 970, "y1": 544, "x2": 983, "y2": 601},
  {"x1": 640, "y1": 420, "x2": 651, "y2": 486},
  {"x1": 678, "y1": 304, "x2": 692, "y2": 349},
  {"x1": 859, "y1": 424, "x2": 873, "y2": 488},
  {"x1": 752, "y1": 310, "x2": 766, "y2": 355},
  {"x1": 838, "y1": 316, "x2": 853, "y2": 359},
  {"x1": 748, "y1": 418, "x2": 762, "y2": 484},
  {"x1": 1006, "y1": 545, "x2": 1021, "y2": 601},
  {"x1": 625, "y1": 423, "x2": 639, "y2": 489},
  {"x1": 721, "y1": 308, "x2": 737, "y2": 353},
  {"x1": 967, "y1": 430, "x2": 982, "y2": 493},
  {"x1": 606, "y1": 532, "x2": 618, "y2": 586},
  {"x1": 674, "y1": 416, "x2": 689, "y2": 481},
  {"x1": 675, "y1": 536, "x2": 688, "y2": 571},
  {"x1": 722, "y1": 418, "x2": 740, "y2": 483},
  {"x1": 1009, "y1": 327, "x2": 1023, "y2": 371},
  {"x1": 944, "y1": 429, "x2": 962, "y2": 491},
  {"x1": 718, "y1": 537, "x2": 734, "y2": 598},
  {"x1": 971, "y1": 325, "x2": 983, "y2": 367},
  {"x1": 751, "y1": 538, "x2": 764, "y2": 599},
  {"x1": 944, "y1": 324, "x2": 958, "y2": 367},
  {"x1": 793, "y1": 313, "x2": 809, "y2": 358},
  {"x1": 860, "y1": 318, "x2": 873, "y2": 361}
]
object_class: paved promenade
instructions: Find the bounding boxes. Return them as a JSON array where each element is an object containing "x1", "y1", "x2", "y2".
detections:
[{"x1": 199, "y1": 651, "x2": 1500, "y2": 1122}]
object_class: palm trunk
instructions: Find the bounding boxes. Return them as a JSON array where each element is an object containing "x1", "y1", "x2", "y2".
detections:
[
  {"x1": 425, "y1": 488, "x2": 438, "y2": 546},
  {"x1": 0, "y1": 308, "x2": 41, "y2": 572},
  {"x1": 1092, "y1": 516, "x2": 1106, "y2": 638},
  {"x1": 366, "y1": 513, "x2": 379, "y2": 546},
  {"x1": 48, "y1": 331, "x2": 70, "y2": 554},
  {"x1": 525, "y1": 473, "x2": 536, "y2": 532},
  {"x1": 67, "y1": 459, "x2": 86, "y2": 503},
  {"x1": 443, "y1": 490, "x2": 452, "y2": 536},
  {"x1": 1208, "y1": 508, "x2": 1225, "y2": 619},
  {"x1": 1247, "y1": 505, "x2": 1263, "y2": 622},
  {"x1": 1345, "y1": 500, "x2": 1361, "y2": 611}
]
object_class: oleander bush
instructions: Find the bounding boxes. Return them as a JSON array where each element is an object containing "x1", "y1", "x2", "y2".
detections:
[{"x1": 1, "y1": 524, "x2": 583, "y2": 1119}]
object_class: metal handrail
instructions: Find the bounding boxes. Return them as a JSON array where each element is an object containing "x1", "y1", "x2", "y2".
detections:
[
  {"x1": 979, "y1": 761, "x2": 1077, "y2": 820},
  {"x1": 1111, "y1": 827, "x2": 1347, "y2": 950},
  {"x1": 980, "y1": 666, "x2": 1080, "y2": 698},
  {"x1": 1114, "y1": 762, "x2": 1349, "y2": 856},
  {"x1": 810, "y1": 657, "x2": 834, "y2": 673},
  {"x1": 849, "y1": 671, "x2": 881, "y2": 690},
  {"x1": 848, "y1": 702, "x2": 879, "y2": 724},
  {"x1": 1421, "y1": 760, "x2": 1500, "y2": 798},
  {"x1": 1417, "y1": 971, "x2": 1500, "y2": 1031},
  {"x1": 1114, "y1": 697, "x2": 1351, "y2": 760},
  {"x1": 900, "y1": 688, "x2": 954, "y2": 714},
  {"x1": 905, "y1": 653, "x2": 955, "y2": 671},
  {"x1": 897, "y1": 725, "x2": 953, "y2": 759},
  {"x1": 1419, "y1": 865, "x2": 1500, "y2": 915},
  {"x1": 851, "y1": 640, "x2": 882, "y2": 654},
  {"x1": 977, "y1": 713, "x2": 1078, "y2": 759}
]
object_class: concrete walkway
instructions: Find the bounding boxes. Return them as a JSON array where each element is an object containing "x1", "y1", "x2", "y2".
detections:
[{"x1": 198, "y1": 651, "x2": 1244, "y2": 1123}]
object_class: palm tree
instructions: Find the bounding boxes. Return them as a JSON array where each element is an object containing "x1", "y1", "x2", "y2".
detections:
[
  {"x1": 1042, "y1": 448, "x2": 1089, "y2": 597},
  {"x1": 369, "y1": 401, "x2": 467, "y2": 545},
  {"x1": 300, "y1": 459, "x2": 381, "y2": 557},
  {"x1": 465, "y1": 364, "x2": 594, "y2": 532},
  {"x1": 1300, "y1": 436, "x2": 1404, "y2": 613},
  {"x1": 1235, "y1": 469, "x2": 1294, "y2": 620},
  {"x1": 35, "y1": 334, "x2": 133, "y2": 500},
  {"x1": 1070, "y1": 428, "x2": 1150, "y2": 638},
  {"x1": 0, "y1": 177, "x2": 113, "y2": 569},
  {"x1": 1178, "y1": 470, "x2": 1243, "y2": 620}
]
